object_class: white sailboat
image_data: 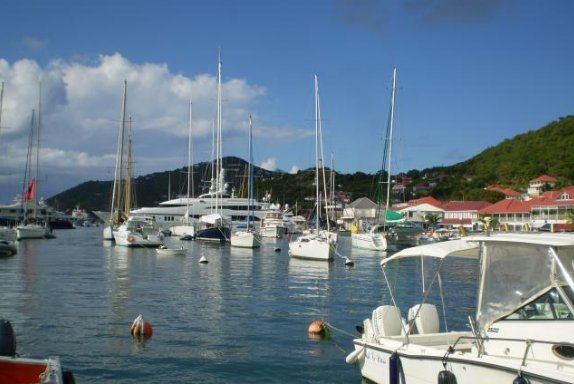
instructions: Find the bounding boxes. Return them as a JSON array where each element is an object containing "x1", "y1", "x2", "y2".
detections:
[
  {"x1": 350, "y1": 68, "x2": 399, "y2": 251},
  {"x1": 16, "y1": 83, "x2": 52, "y2": 240},
  {"x1": 170, "y1": 98, "x2": 197, "y2": 239},
  {"x1": 103, "y1": 81, "x2": 129, "y2": 241},
  {"x1": 112, "y1": 109, "x2": 162, "y2": 248},
  {"x1": 231, "y1": 115, "x2": 261, "y2": 248},
  {"x1": 288, "y1": 75, "x2": 334, "y2": 261},
  {"x1": 195, "y1": 56, "x2": 231, "y2": 242}
]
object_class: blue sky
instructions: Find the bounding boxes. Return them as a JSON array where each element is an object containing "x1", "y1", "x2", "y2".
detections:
[{"x1": 1, "y1": 0, "x2": 573, "y2": 204}]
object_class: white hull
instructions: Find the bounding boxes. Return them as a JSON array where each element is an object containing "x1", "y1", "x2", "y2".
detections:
[
  {"x1": 16, "y1": 224, "x2": 48, "y2": 240},
  {"x1": 170, "y1": 224, "x2": 196, "y2": 238},
  {"x1": 0, "y1": 226, "x2": 16, "y2": 242},
  {"x1": 113, "y1": 229, "x2": 163, "y2": 247},
  {"x1": 288, "y1": 233, "x2": 333, "y2": 261},
  {"x1": 113, "y1": 216, "x2": 163, "y2": 247},
  {"x1": 130, "y1": 197, "x2": 269, "y2": 230},
  {"x1": 102, "y1": 225, "x2": 114, "y2": 241},
  {"x1": 351, "y1": 232, "x2": 387, "y2": 251},
  {"x1": 260, "y1": 225, "x2": 285, "y2": 238},
  {"x1": 230, "y1": 230, "x2": 261, "y2": 248},
  {"x1": 352, "y1": 336, "x2": 572, "y2": 384}
]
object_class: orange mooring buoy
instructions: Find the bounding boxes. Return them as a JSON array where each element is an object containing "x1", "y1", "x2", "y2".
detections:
[
  {"x1": 131, "y1": 314, "x2": 153, "y2": 338},
  {"x1": 308, "y1": 320, "x2": 329, "y2": 339}
]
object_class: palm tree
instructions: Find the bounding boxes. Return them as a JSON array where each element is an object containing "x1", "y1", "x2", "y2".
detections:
[{"x1": 424, "y1": 213, "x2": 441, "y2": 229}]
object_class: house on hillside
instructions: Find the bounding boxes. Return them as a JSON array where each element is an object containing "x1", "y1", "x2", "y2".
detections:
[
  {"x1": 340, "y1": 197, "x2": 377, "y2": 230},
  {"x1": 479, "y1": 199, "x2": 533, "y2": 231},
  {"x1": 527, "y1": 175, "x2": 557, "y2": 197},
  {"x1": 530, "y1": 186, "x2": 574, "y2": 229},
  {"x1": 485, "y1": 185, "x2": 522, "y2": 200},
  {"x1": 441, "y1": 201, "x2": 492, "y2": 230},
  {"x1": 393, "y1": 196, "x2": 443, "y2": 225}
]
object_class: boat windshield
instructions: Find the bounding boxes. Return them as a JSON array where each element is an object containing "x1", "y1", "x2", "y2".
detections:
[
  {"x1": 503, "y1": 285, "x2": 574, "y2": 320},
  {"x1": 478, "y1": 243, "x2": 574, "y2": 330}
]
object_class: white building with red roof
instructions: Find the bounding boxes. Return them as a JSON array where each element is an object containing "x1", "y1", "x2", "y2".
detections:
[
  {"x1": 527, "y1": 174, "x2": 558, "y2": 197},
  {"x1": 441, "y1": 201, "x2": 492, "y2": 229}
]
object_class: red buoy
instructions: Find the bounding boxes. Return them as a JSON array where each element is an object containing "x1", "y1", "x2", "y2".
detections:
[
  {"x1": 308, "y1": 320, "x2": 329, "y2": 339},
  {"x1": 131, "y1": 315, "x2": 153, "y2": 338}
]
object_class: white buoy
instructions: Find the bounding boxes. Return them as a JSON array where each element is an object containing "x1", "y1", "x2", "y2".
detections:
[
  {"x1": 199, "y1": 255, "x2": 208, "y2": 264},
  {"x1": 345, "y1": 258, "x2": 354, "y2": 266}
]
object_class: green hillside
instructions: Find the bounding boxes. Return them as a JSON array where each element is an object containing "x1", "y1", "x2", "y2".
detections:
[{"x1": 47, "y1": 115, "x2": 574, "y2": 212}]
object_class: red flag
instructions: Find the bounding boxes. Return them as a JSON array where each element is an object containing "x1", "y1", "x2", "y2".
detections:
[{"x1": 22, "y1": 179, "x2": 36, "y2": 202}]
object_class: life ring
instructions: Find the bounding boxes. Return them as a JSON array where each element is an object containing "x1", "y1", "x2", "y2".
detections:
[{"x1": 127, "y1": 235, "x2": 135, "y2": 243}]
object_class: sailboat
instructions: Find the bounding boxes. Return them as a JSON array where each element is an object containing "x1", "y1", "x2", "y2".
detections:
[
  {"x1": 103, "y1": 81, "x2": 128, "y2": 241},
  {"x1": 16, "y1": 83, "x2": 52, "y2": 240},
  {"x1": 195, "y1": 56, "x2": 231, "y2": 243},
  {"x1": 288, "y1": 75, "x2": 334, "y2": 261},
  {"x1": 231, "y1": 114, "x2": 261, "y2": 248},
  {"x1": 170, "y1": 99, "x2": 197, "y2": 239},
  {"x1": 350, "y1": 68, "x2": 400, "y2": 251},
  {"x1": 113, "y1": 115, "x2": 162, "y2": 248}
]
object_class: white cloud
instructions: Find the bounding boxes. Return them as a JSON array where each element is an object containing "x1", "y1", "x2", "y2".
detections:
[
  {"x1": 289, "y1": 165, "x2": 300, "y2": 174},
  {"x1": 0, "y1": 53, "x2": 313, "y2": 202},
  {"x1": 260, "y1": 158, "x2": 277, "y2": 171}
]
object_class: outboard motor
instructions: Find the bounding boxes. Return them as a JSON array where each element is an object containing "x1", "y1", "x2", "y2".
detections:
[{"x1": 0, "y1": 319, "x2": 16, "y2": 356}]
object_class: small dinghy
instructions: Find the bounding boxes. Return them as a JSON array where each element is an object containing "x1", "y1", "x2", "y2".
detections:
[
  {"x1": 155, "y1": 245, "x2": 186, "y2": 256},
  {"x1": 0, "y1": 240, "x2": 17, "y2": 257}
]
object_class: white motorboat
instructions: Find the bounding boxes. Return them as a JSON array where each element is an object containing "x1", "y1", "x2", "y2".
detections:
[
  {"x1": 259, "y1": 208, "x2": 286, "y2": 238},
  {"x1": 113, "y1": 216, "x2": 163, "y2": 247},
  {"x1": 351, "y1": 224, "x2": 387, "y2": 251},
  {"x1": 288, "y1": 75, "x2": 334, "y2": 262},
  {"x1": 346, "y1": 232, "x2": 574, "y2": 383},
  {"x1": 156, "y1": 245, "x2": 186, "y2": 256}
]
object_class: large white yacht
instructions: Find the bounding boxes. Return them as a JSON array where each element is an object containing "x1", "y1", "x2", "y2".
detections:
[{"x1": 129, "y1": 169, "x2": 270, "y2": 231}]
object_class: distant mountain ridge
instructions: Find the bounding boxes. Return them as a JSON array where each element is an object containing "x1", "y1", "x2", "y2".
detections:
[{"x1": 47, "y1": 115, "x2": 574, "y2": 212}]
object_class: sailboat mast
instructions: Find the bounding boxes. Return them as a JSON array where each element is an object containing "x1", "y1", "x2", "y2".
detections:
[
  {"x1": 22, "y1": 110, "x2": 35, "y2": 222},
  {"x1": 384, "y1": 68, "x2": 397, "y2": 216},
  {"x1": 124, "y1": 116, "x2": 133, "y2": 215},
  {"x1": 34, "y1": 82, "x2": 42, "y2": 219},
  {"x1": 186, "y1": 97, "x2": 192, "y2": 215},
  {"x1": 247, "y1": 114, "x2": 253, "y2": 229},
  {"x1": 0, "y1": 82, "x2": 4, "y2": 148},
  {"x1": 191, "y1": 98, "x2": 195, "y2": 198},
  {"x1": 216, "y1": 55, "x2": 223, "y2": 213},
  {"x1": 314, "y1": 75, "x2": 320, "y2": 232},
  {"x1": 110, "y1": 80, "x2": 127, "y2": 223}
]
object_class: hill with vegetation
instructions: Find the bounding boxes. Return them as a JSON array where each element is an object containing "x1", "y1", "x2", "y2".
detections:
[{"x1": 47, "y1": 115, "x2": 574, "y2": 212}]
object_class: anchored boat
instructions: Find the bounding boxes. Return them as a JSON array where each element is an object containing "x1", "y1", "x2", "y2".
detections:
[{"x1": 347, "y1": 233, "x2": 574, "y2": 383}]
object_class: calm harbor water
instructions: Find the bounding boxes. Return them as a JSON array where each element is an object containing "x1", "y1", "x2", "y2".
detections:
[{"x1": 1, "y1": 227, "x2": 477, "y2": 383}]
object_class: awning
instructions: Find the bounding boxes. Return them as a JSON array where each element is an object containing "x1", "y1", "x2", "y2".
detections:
[{"x1": 381, "y1": 239, "x2": 479, "y2": 266}]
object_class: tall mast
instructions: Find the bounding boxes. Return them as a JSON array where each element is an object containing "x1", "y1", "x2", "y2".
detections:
[
  {"x1": 384, "y1": 68, "x2": 397, "y2": 217},
  {"x1": 248, "y1": 114, "x2": 253, "y2": 229},
  {"x1": 110, "y1": 80, "x2": 127, "y2": 223},
  {"x1": 34, "y1": 82, "x2": 42, "y2": 218},
  {"x1": 216, "y1": 54, "x2": 223, "y2": 213},
  {"x1": 124, "y1": 116, "x2": 133, "y2": 215},
  {"x1": 0, "y1": 82, "x2": 4, "y2": 148},
  {"x1": 185, "y1": 97, "x2": 193, "y2": 218},
  {"x1": 314, "y1": 75, "x2": 320, "y2": 232}
]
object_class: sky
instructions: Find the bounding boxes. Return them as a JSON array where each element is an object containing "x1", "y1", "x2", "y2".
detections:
[{"x1": 0, "y1": 0, "x2": 573, "y2": 205}]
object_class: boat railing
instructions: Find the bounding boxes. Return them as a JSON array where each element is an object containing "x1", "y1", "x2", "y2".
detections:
[{"x1": 450, "y1": 334, "x2": 574, "y2": 363}]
